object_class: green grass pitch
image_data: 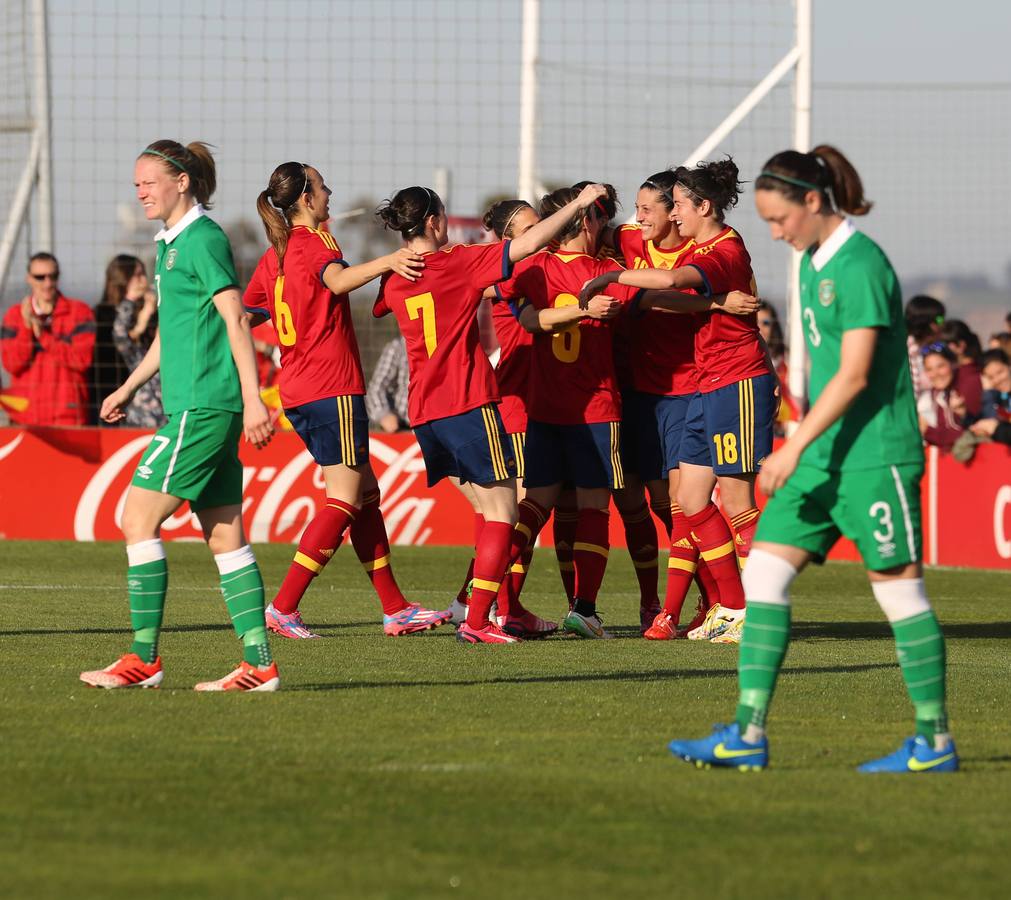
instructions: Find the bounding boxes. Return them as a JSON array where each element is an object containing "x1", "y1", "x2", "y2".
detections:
[{"x1": 1, "y1": 540, "x2": 1007, "y2": 899}]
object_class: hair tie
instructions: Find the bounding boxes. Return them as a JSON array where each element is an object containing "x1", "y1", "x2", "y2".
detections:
[
  {"x1": 300, "y1": 164, "x2": 310, "y2": 199},
  {"x1": 642, "y1": 179, "x2": 673, "y2": 205},
  {"x1": 759, "y1": 170, "x2": 820, "y2": 192},
  {"x1": 500, "y1": 202, "x2": 530, "y2": 238},
  {"x1": 142, "y1": 148, "x2": 188, "y2": 174}
]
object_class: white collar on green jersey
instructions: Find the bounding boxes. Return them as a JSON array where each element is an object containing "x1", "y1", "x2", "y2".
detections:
[
  {"x1": 810, "y1": 217, "x2": 856, "y2": 272},
  {"x1": 154, "y1": 203, "x2": 206, "y2": 245}
]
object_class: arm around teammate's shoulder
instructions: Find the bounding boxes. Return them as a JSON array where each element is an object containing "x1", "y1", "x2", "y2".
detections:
[{"x1": 322, "y1": 248, "x2": 425, "y2": 296}]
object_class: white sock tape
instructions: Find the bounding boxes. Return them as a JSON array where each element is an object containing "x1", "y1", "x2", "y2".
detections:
[
  {"x1": 742, "y1": 548, "x2": 797, "y2": 607},
  {"x1": 214, "y1": 544, "x2": 257, "y2": 576},
  {"x1": 871, "y1": 578, "x2": 931, "y2": 623},
  {"x1": 126, "y1": 538, "x2": 165, "y2": 567}
]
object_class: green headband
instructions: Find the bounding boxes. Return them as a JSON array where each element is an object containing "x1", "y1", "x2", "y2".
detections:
[
  {"x1": 758, "y1": 170, "x2": 821, "y2": 192},
  {"x1": 142, "y1": 148, "x2": 188, "y2": 174}
]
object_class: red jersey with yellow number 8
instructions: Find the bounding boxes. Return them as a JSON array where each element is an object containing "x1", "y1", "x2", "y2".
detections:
[
  {"x1": 373, "y1": 241, "x2": 513, "y2": 427},
  {"x1": 495, "y1": 251, "x2": 638, "y2": 426},
  {"x1": 243, "y1": 225, "x2": 365, "y2": 409}
]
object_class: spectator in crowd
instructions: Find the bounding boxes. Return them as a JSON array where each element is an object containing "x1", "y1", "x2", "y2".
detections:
[
  {"x1": 0, "y1": 252, "x2": 95, "y2": 426},
  {"x1": 969, "y1": 348, "x2": 1011, "y2": 447},
  {"x1": 90, "y1": 257, "x2": 131, "y2": 423},
  {"x1": 987, "y1": 331, "x2": 1011, "y2": 354},
  {"x1": 939, "y1": 318, "x2": 982, "y2": 372},
  {"x1": 904, "y1": 295, "x2": 946, "y2": 420},
  {"x1": 919, "y1": 343, "x2": 982, "y2": 452},
  {"x1": 365, "y1": 335, "x2": 409, "y2": 432},
  {"x1": 108, "y1": 255, "x2": 165, "y2": 428}
]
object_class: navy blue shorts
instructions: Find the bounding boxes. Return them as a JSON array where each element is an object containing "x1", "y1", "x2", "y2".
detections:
[
  {"x1": 623, "y1": 390, "x2": 692, "y2": 481},
  {"x1": 286, "y1": 394, "x2": 369, "y2": 467},
  {"x1": 414, "y1": 404, "x2": 517, "y2": 487},
  {"x1": 678, "y1": 372, "x2": 777, "y2": 474},
  {"x1": 524, "y1": 419, "x2": 625, "y2": 490}
]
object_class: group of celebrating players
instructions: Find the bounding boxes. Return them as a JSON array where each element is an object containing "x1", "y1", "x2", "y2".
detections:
[{"x1": 79, "y1": 138, "x2": 958, "y2": 775}]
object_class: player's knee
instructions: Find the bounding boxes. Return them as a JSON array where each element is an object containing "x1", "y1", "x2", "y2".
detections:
[
  {"x1": 742, "y1": 548, "x2": 797, "y2": 606},
  {"x1": 870, "y1": 578, "x2": 931, "y2": 623}
]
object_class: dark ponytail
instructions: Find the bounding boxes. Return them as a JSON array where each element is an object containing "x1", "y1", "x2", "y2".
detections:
[
  {"x1": 755, "y1": 144, "x2": 873, "y2": 216},
  {"x1": 675, "y1": 157, "x2": 742, "y2": 222},
  {"x1": 255, "y1": 161, "x2": 310, "y2": 271},
  {"x1": 571, "y1": 180, "x2": 618, "y2": 220},
  {"x1": 377, "y1": 187, "x2": 444, "y2": 239},
  {"x1": 538, "y1": 187, "x2": 583, "y2": 243},
  {"x1": 139, "y1": 139, "x2": 218, "y2": 208},
  {"x1": 483, "y1": 199, "x2": 534, "y2": 239}
]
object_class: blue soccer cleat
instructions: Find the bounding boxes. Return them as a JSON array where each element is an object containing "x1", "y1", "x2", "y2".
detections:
[
  {"x1": 667, "y1": 722, "x2": 768, "y2": 771},
  {"x1": 857, "y1": 735, "x2": 959, "y2": 773}
]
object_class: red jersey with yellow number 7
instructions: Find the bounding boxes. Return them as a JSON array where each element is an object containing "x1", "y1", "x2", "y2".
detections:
[
  {"x1": 373, "y1": 240, "x2": 513, "y2": 427},
  {"x1": 243, "y1": 225, "x2": 365, "y2": 409}
]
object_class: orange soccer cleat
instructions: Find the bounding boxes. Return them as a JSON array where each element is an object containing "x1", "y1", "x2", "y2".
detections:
[
  {"x1": 80, "y1": 653, "x2": 164, "y2": 689},
  {"x1": 194, "y1": 660, "x2": 280, "y2": 692}
]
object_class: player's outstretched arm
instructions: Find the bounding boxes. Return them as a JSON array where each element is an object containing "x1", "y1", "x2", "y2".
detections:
[
  {"x1": 323, "y1": 248, "x2": 425, "y2": 296},
  {"x1": 578, "y1": 265, "x2": 703, "y2": 308},
  {"x1": 519, "y1": 296, "x2": 621, "y2": 334},
  {"x1": 760, "y1": 327, "x2": 878, "y2": 497},
  {"x1": 639, "y1": 289, "x2": 759, "y2": 315},
  {"x1": 213, "y1": 288, "x2": 274, "y2": 449},
  {"x1": 508, "y1": 183, "x2": 608, "y2": 263},
  {"x1": 100, "y1": 331, "x2": 162, "y2": 423}
]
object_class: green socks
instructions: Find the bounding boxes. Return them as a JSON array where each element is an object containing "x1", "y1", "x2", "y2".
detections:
[
  {"x1": 126, "y1": 541, "x2": 168, "y2": 664},
  {"x1": 735, "y1": 601, "x2": 791, "y2": 733},
  {"x1": 216, "y1": 546, "x2": 273, "y2": 668},
  {"x1": 890, "y1": 610, "x2": 948, "y2": 740}
]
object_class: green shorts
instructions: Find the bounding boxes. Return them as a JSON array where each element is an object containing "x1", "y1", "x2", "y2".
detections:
[
  {"x1": 131, "y1": 409, "x2": 243, "y2": 512},
  {"x1": 755, "y1": 462, "x2": 923, "y2": 571}
]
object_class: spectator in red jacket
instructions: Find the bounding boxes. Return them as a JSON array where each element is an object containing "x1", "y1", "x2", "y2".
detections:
[
  {"x1": 919, "y1": 342, "x2": 982, "y2": 451},
  {"x1": 1, "y1": 252, "x2": 96, "y2": 426}
]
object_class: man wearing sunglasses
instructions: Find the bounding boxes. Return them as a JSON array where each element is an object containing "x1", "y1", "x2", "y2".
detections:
[{"x1": 1, "y1": 252, "x2": 95, "y2": 425}]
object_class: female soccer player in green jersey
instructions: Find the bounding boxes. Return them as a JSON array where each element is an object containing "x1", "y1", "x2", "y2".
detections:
[
  {"x1": 666, "y1": 145, "x2": 957, "y2": 773},
  {"x1": 80, "y1": 139, "x2": 280, "y2": 692}
]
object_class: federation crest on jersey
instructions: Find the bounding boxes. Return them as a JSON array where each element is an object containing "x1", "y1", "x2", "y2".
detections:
[
  {"x1": 166, "y1": 249, "x2": 178, "y2": 270},
  {"x1": 818, "y1": 279, "x2": 835, "y2": 307}
]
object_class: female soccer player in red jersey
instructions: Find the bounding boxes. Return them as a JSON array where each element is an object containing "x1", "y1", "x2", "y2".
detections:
[
  {"x1": 493, "y1": 187, "x2": 635, "y2": 638},
  {"x1": 581, "y1": 159, "x2": 775, "y2": 645},
  {"x1": 608, "y1": 171, "x2": 723, "y2": 638},
  {"x1": 374, "y1": 182, "x2": 608, "y2": 644},
  {"x1": 245, "y1": 162, "x2": 450, "y2": 639}
]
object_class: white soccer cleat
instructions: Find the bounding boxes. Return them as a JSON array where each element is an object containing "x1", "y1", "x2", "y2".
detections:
[{"x1": 687, "y1": 604, "x2": 744, "y2": 641}]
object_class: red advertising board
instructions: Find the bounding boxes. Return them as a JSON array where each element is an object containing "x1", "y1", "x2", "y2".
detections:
[{"x1": 0, "y1": 427, "x2": 1008, "y2": 570}]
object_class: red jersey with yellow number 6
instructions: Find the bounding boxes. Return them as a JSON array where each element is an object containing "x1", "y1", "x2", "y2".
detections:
[
  {"x1": 243, "y1": 225, "x2": 365, "y2": 409},
  {"x1": 495, "y1": 251, "x2": 638, "y2": 426},
  {"x1": 373, "y1": 240, "x2": 513, "y2": 426},
  {"x1": 683, "y1": 226, "x2": 766, "y2": 393}
]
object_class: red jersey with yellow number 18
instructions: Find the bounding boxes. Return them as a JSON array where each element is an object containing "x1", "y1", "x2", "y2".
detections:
[
  {"x1": 373, "y1": 240, "x2": 512, "y2": 426},
  {"x1": 243, "y1": 225, "x2": 364, "y2": 409},
  {"x1": 684, "y1": 227, "x2": 766, "y2": 393},
  {"x1": 496, "y1": 251, "x2": 638, "y2": 426},
  {"x1": 615, "y1": 223, "x2": 697, "y2": 396}
]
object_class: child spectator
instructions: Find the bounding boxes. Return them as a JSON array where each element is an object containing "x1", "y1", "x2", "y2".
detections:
[
  {"x1": 969, "y1": 348, "x2": 1011, "y2": 446},
  {"x1": 919, "y1": 343, "x2": 982, "y2": 451}
]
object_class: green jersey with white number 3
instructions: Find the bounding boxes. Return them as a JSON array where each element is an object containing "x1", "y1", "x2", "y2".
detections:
[{"x1": 797, "y1": 219, "x2": 922, "y2": 472}]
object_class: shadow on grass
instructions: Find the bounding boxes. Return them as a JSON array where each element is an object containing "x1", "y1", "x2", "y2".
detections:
[
  {"x1": 792, "y1": 621, "x2": 1011, "y2": 640},
  {"x1": 0, "y1": 621, "x2": 373, "y2": 637},
  {"x1": 291, "y1": 661, "x2": 893, "y2": 692}
]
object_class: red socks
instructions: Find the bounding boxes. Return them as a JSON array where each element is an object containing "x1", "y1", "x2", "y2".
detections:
[
  {"x1": 553, "y1": 503, "x2": 578, "y2": 604},
  {"x1": 573, "y1": 508, "x2": 610, "y2": 607},
  {"x1": 684, "y1": 502, "x2": 745, "y2": 609},
  {"x1": 273, "y1": 498, "x2": 358, "y2": 614},
  {"x1": 455, "y1": 513, "x2": 485, "y2": 604},
  {"x1": 467, "y1": 520, "x2": 513, "y2": 628},
  {"x1": 499, "y1": 546, "x2": 533, "y2": 619},
  {"x1": 663, "y1": 504, "x2": 700, "y2": 622},
  {"x1": 730, "y1": 506, "x2": 761, "y2": 564},
  {"x1": 350, "y1": 489, "x2": 409, "y2": 616},
  {"x1": 620, "y1": 502, "x2": 660, "y2": 610}
]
